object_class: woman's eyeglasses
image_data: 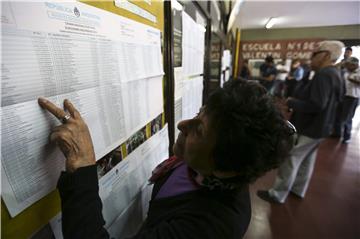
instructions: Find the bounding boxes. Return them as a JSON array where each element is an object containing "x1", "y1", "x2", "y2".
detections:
[{"x1": 286, "y1": 120, "x2": 297, "y2": 136}]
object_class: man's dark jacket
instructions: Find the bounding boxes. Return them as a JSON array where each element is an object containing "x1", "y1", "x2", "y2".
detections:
[{"x1": 288, "y1": 66, "x2": 343, "y2": 139}]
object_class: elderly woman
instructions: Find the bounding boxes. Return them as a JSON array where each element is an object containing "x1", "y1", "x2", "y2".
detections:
[{"x1": 38, "y1": 80, "x2": 294, "y2": 239}]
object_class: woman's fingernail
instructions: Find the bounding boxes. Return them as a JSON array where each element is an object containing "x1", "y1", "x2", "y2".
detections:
[{"x1": 38, "y1": 97, "x2": 47, "y2": 103}]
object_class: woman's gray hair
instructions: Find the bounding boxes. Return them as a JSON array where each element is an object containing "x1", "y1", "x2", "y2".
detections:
[{"x1": 317, "y1": 40, "x2": 345, "y2": 62}]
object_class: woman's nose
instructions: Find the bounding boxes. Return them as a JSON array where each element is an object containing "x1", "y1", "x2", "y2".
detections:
[{"x1": 177, "y1": 119, "x2": 191, "y2": 135}]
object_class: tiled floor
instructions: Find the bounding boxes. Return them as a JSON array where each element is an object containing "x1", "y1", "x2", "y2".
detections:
[{"x1": 244, "y1": 107, "x2": 360, "y2": 239}]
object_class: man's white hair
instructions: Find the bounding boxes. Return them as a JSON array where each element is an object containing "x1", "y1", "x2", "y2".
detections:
[{"x1": 317, "y1": 40, "x2": 345, "y2": 62}]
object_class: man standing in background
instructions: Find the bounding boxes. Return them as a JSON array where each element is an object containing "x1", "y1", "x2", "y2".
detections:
[
  {"x1": 239, "y1": 59, "x2": 252, "y2": 80},
  {"x1": 332, "y1": 47, "x2": 356, "y2": 138},
  {"x1": 340, "y1": 47, "x2": 353, "y2": 67},
  {"x1": 272, "y1": 59, "x2": 289, "y2": 97},
  {"x1": 259, "y1": 55, "x2": 277, "y2": 91},
  {"x1": 334, "y1": 57, "x2": 360, "y2": 143},
  {"x1": 285, "y1": 59, "x2": 304, "y2": 97},
  {"x1": 257, "y1": 41, "x2": 344, "y2": 204}
]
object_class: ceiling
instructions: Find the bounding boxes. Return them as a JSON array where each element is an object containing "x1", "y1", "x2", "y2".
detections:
[{"x1": 233, "y1": 0, "x2": 360, "y2": 30}]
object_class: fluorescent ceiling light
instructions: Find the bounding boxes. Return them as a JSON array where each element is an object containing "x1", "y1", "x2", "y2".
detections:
[
  {"x1": 265, "y1": 17, "x2": 278, "y2": 29},
  {"x1": 211, "y1": 0, "x2": 221, "y2": 21},
  {"x1": 171, "y1": 0, "x2": 183, "y2": 11},
  {"x1": 227, "y1": 0, "x2": 244, "y2": 32}
]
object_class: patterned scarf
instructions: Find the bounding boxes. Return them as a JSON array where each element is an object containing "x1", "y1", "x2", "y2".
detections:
[{"x1": 149, "y1": 156, "x2": 244, "y2": 190}]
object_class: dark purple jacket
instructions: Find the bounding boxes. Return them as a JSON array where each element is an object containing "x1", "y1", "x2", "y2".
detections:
[{"x1": 58, "y1": 164, "x2": 251, "y2": 239}]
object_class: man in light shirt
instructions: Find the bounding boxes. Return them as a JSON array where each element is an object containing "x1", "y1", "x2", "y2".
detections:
[
  {"x1": 285, "y1": 59, "x2": 305, "y2": 97},
  {"x1": 338, "y1": 57, "x2": 360, "y2": 143},
  {"x1": 272, "y1": 60, "x2": 289, "y2": 97}
]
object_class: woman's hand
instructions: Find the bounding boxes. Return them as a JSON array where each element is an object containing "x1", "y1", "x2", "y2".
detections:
[{"x1": 38, "y1": 98, "x2": 96, "y2": 173}]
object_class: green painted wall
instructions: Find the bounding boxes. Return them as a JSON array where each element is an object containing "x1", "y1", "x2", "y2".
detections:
[{"x1": 241, "y1": 24, "x2": 360, "y2": 41}]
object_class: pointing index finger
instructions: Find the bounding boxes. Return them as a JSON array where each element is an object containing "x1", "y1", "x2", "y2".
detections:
[{"x1": 38, "y1": 97, "x2": 67, "y2": 120}]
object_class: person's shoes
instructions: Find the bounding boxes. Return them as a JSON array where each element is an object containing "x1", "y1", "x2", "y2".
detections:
[
  {"x1": 290, "y1": 191, "x2": 304, "y2": 199},
  {"x1": 256, "y1": 190, "x2": 282, "y2": 204},
  {"x1": 342, "y1": 139, "x2": 350, "y2": 144}
]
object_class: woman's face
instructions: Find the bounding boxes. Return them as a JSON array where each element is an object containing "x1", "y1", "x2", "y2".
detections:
[{"x1": 173, "y1": 107, "x2": 217, "y2": 176}]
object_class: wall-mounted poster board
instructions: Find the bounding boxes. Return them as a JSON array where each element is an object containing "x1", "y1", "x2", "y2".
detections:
[
  {"x1": 1, "y1": 0, "x2": 166, "y2": 238},
  {"x1": 209, "y1": 33, "x2": 222, "y2": 93},
  {"x1": 173, "y1": 3, "x2": 183, "y2": 68},
  {"x1": 221, "y1": 50, "x2": 232, "y2": 87},
  {"x1": 173, "y1": 2, "x2": 206, "y2": 141}
]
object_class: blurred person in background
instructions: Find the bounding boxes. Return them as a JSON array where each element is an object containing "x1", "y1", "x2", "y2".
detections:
[
  {"x1": 239, "y1": 59, "x2": 252, "y2": 80},
  {"x1": 258, "y1": 41, "x2": 344, "y2": 204},
  {"x1": 259, "y1": 55, "x2": 277, "y2": 91},
  {"x1": 332, "y1": 57, "x2": 360, "y2": 144},
  {"x1": 339, "y1": 47, "x2": 353, "y2": 69},
  {"x1": 272, "y1": 59, "x2": 289, "y2": 97},
  {"x1": 285, "y1": 59, "x2": 304, "y2": 97}
]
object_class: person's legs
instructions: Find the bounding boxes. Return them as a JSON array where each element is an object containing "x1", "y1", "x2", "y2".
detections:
[
  {"x1": 291, "y1": 146, "x2": 319, "y2": 198},
  {"x1": 261, "y1": 80, "x2": 274, "y2": 92},
  {"x1": 285, "y1": 79, "x2": 293, "y2": 97},
  {"x1": 267, "y1": 135, "x2": 321, "y2": 203},
  {"x1": 343, "y1": 118, "x2": 353, "y2": 141},
  {"x1": 342, "y1": 97, "x2": 359, "y2": 142},
  {"x1": 332, "y1": 101, "x2": 344, "y2": 137},
  {"x1": 271, "y1": 80, "x2": 284, "y2": 97}
]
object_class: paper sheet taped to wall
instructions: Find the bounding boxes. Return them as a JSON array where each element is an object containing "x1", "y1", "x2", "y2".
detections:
[
  {"x1": 1, "y1": 0, "x2": 164, "y2": 217},
  {"x1": 100, "y1": 125, "x2": 169, "y2": 234},
  {"x1": 182, "y1": 11, "x2": 205, "y2": 77},
  {"x1": 182, "y1": 76, "x2": 204, "y2": 120}
]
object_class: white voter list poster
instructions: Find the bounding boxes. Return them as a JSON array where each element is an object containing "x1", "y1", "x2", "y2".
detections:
[
  {"x1": 182, "y1": 11, "x2": 205, "y2": 77},
  {"x1": 1, "y1": 0, "x2": 164, "y2": 217}
]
